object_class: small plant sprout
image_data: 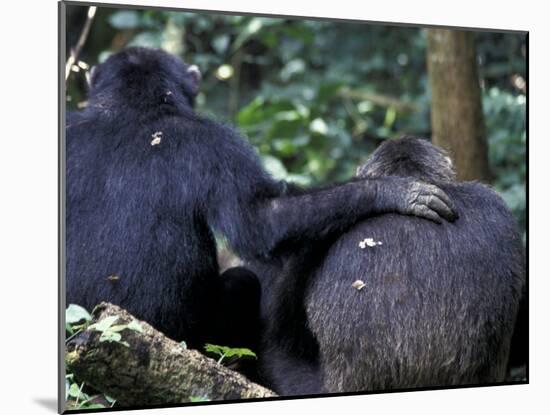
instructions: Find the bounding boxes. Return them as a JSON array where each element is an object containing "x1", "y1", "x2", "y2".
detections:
[{"x1": 204, "y1": 344, "x2": 257, "y2": 365}]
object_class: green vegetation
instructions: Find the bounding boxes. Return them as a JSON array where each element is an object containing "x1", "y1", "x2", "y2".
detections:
[
  {"x1": 64, "y1": 9, "x2": 526, "y2": 408},
  {"x1": 204, "y1": 343, "x2": 257, "y2": 365},
  {"x1": 67, "y1": 6, "x2": 526, "y2": 237},
  {"x1": 65, "y1": 305, "x2": 116, "y2": 410}
]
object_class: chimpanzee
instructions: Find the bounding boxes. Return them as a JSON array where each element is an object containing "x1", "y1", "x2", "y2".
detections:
[
  {"x1": 65, "y1": 47, "x2": 457, "y2": 349},
  {"x1": 254, "y1": 137, "x2": 525, "y2": 394}
]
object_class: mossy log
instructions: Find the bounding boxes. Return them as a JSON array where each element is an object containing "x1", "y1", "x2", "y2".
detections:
[{"x1": 65, "y1": 302, "x2": 276, "y2": 406}]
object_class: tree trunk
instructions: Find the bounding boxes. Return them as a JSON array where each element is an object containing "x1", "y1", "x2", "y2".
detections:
[
  {"x1": 426, "y1": 29, "x2": 491, "y2": 182},
  {"x1": 65, "y1": 303, "x2": 276, "y2": 407}
]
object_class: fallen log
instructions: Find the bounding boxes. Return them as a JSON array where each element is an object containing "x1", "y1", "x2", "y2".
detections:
[{"x1": 65, "y1": 302, "x2": 276, "y2": 406}]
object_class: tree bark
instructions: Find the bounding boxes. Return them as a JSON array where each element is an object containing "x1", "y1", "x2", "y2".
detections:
[
  {"x1": 65, "y1": 303, "x2": 276, "y2": 406},
  {"x1": 426, "y1": 29, "x2": 491, "y2": 182}
]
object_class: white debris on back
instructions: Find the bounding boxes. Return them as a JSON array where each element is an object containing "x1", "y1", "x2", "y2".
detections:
[
  {"x1": 352, "y1": 280, "x2": 366, "y2": 290},
  {"x1": 151, "y1": 131, "x2": 163, "y2": 146},
  {"x1": 358, "y1": 237, "x2": 383, "y2": 249}
]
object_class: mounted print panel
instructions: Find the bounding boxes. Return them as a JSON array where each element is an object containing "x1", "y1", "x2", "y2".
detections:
[{"x1": 59, "y1": 1, "x2": 528, "y2": 413}]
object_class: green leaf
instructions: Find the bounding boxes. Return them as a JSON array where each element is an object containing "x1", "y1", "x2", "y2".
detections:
[
  {"x1": 236, "y1": 97, "x2": 265, "y2": 127},
  {"x1": 316, "y1": 82, "x2": 345, "y2": 103},
  {"x1": 78, "y1": 403, "x2": 108, "y2": 410},
  {"x1": 98, "y1": 51, "x2": 113, "y2": 64},
  {"x1": 232, "y1": 18, "x2": 264, "y2": 51},
  {"x1": 262, "y1": 155, "x2": 288, "y2": 180},
  {"x1": 66, "y1": 304, "x2": 92, "y2": 324},
  {"x1": 223, "y1": 347, "x2": 257, "y2": 359},
  {"x1": 89, "y1": 316, "x2": 119, "y2": 333},
  {"x1": 104, "y1": 395, "x2": 116, "y2": 404},
  {"x1": 212, "y1": 35, "x2": 230, "y2": 54},
  {"x1": 204, "y1": 343, "x2": 227, "y2": 357},
  {"x1": 129, "y1": 32, "x2": 163, "y2": 49},
  {"x1": 204, "y1": 344, "x2": 257, "y2": 359},
  {"x1": 99, "y1": 331, "x2": 122, "y2": 343},
  {"x1": 286, "y1": 173, "x2": 312, "y2": 186},
  {"x1": 68, "y1": 383, "x2": 88, "y2": 400},
  {"x1": 189, "y1": 396, "x2": 210, "y2": 402},
  {"x1": 310, "y1": 118, "x2": 328, "y2": 135},
  {"x1": 108, "y1": 324, "x2": 130, "y2": 333},
  {"x1": 108, "y1": 10, "x2": 141, "y2": 29},
  {"x1": 127, "y1": 320, "x2": 144, "y2": 333},
  {"x1": 383, "y1": 107, "x2": 397, "y2": 128},
  {"x1": 280, "y1": 59, "x2": 306, "y2": 82}
]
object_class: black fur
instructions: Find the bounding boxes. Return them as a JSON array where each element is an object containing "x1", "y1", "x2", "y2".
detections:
[
  {"x1": 253, "y1": 137, "x2": 525, "y2": 394},
  {"x1": 507, "y1": 288, "x2": 528, "y2": 374},
  {"x1": 66, "y1": 48, "x2": 456, "y2": 348}
]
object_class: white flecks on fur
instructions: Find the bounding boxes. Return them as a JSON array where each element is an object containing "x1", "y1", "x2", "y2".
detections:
[
  {"x1": 151, "y1": 131, "x2": 163, "y2": 146},
  {"x1": 352, "y1": 280, "x2": 366, "y2": 290},
  {"x1": 358, "y1": 237, "x2": 383, "y2": 249},
  {"x1": 163, "y1": 91, "x2": 173, "y2": 103}
]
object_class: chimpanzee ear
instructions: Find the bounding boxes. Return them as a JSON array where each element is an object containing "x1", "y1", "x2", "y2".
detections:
[{"x1": 186, "y1": 65, "x2": 202, "y2": 95}]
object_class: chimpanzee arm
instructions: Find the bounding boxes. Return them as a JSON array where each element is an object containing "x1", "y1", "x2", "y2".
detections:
[
  {"x1": 261, "y1": 177, "x2": 455, "y2": 247},
  {"x1": 203, "y1": 123, "x2": 456, "y2": 259}
]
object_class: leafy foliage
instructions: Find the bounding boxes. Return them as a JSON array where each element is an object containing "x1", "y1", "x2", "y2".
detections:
[
  {"x1": 204, "y1": 343, "x2": 257, "y2": 365},
  {"x1": 87, "y1": 316, "x2": 145, "y2": 347},
  {"x1": 66, "y1": 6, "x2": 526, "y2": 233},
  {"x1": 484, "y1": 87, "x2": 526, "y2": 235},
  {"x1": 65, "y1": 375, "x2": 117, "y2": 410},
  {"x1": 65, "y1": 305, "x2": 118, "y2": 410}
]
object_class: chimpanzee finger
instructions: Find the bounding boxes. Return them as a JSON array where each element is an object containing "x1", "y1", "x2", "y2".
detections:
[
  {"x1": 412, "y1": 204, "x2": 443, "y2": 224},
  {"x1": 424, "y1": 185, "x2": 458, "y2": 221},
  {"x1": 417, "y1": 194, "x2": 457, "y2": 223}
]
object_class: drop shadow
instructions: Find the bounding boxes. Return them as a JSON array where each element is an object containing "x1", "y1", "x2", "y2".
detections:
[{"x1": 34, "y1": 398, "x2": 58, "y2": 413}]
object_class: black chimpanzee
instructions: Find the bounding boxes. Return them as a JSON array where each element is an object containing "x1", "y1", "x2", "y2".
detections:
[
  {"x1": 66, "y1": 47, "x2": 457, "y2": 350},
  {"x1": 254, "y1": 137, "x2": 525, "y2": 395}
]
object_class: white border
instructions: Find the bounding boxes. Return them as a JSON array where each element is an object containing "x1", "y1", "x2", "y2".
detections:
[{"x1": 1, "y1": 1, "x2": 545, "y2": 414}]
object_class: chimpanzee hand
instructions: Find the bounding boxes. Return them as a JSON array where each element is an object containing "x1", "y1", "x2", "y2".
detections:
[{"x1": 376, "y1": 177, "x2": 458, "y2": 223}]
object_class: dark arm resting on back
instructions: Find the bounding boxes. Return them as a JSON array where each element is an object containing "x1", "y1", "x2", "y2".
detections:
[
  {"x1": 210, "y1": 173, "x2": 456, "y2": 260},
  {"x1": 205, "y1": 123, "x2": 456, "y2": 259}
]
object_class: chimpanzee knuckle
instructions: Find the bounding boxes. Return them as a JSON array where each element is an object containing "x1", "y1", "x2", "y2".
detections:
[
  {"x1": 405, "y1": 201, "x2": 417, "y2": 214},
  {"x1": 417, "y1": 195, "x2": 430, "y2": 206},
  {"x1": 422, "y1": 183, "x2": 437, "y2": 196},
  {"x1": 410, "y1": 182, "x2": 423, "y2": 193},
  {"x1": 420, "y1": 205, "x2": 442, "y2": 224},
  {"x1": 442, "y1": 192, "x2": 456, "y2": 212},
  {"x1": 433, "y1": 187, "x2": 450, "y2": 202},
  {"x1": 405, "y1": 192, "x2": 418, "y2": 208}
]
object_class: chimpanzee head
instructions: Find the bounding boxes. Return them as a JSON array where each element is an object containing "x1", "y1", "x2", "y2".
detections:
[
  {"x1": 87, "y1": 47, "x2": 202, "y2": 109},
  {"x1": 356, "y1": 136, "x2": 456, "y2": 183}
]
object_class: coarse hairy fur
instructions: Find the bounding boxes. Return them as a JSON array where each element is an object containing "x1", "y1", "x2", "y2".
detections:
[
  {"x1": 67, "y1": 47, "x2": 275, "y2": 347},
  {"x1": 253, "y1": 137, "x2": 525, "y2": 394},
  {"x1": 66, "y1": 48, "x2": 456, "y2": 349},
  {"x1": 356, "y1": 135, "x2": 456, "y2": 182}
]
